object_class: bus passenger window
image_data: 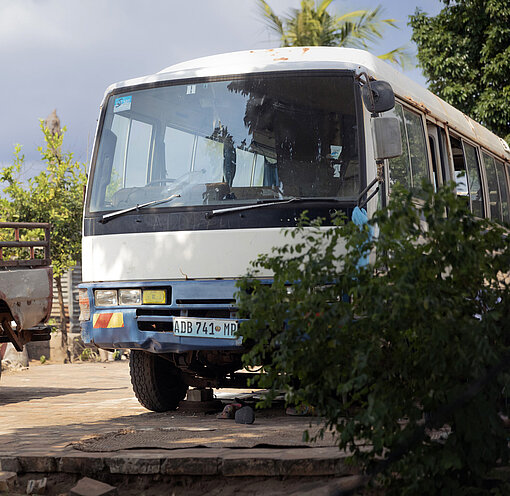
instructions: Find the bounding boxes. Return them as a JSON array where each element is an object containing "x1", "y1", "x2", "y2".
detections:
[
  {"x1": 495, "y1": 159, "x2": 510, "y2": 224},
  {"x1": 427, "y1": 124, "x2": 450, "y2": 191},
  {"x1": 387, "y1": 103, "x2": 411, "y2": 190},
  {"x1": 463, "y1": 143, "x2": 484, "y2": 218},
  {"x1": 450, "y1": 136, "x2": 484, "y2": 217},
  {"x1": 252, "y1": 155, "x2": 265, "y2": 186},
  {"x1": 125, "y1": 120, "x2": 152, "y2": 188},
  {"x1": 232, "y1": 148, "x2": 255, "y2": 187},
  {"x1": 437, "y1": 128, "x2": 451, "y2": 182},
  {"x1": 450, "y1": 136, "x2": 469, "y2": 198},
  {"x1": 429, "y1": 136, "x2": 438, "y2": 191},
  {"x1": 164, "y1": 127, "x2": 194, "y2": 180},
  {"x1": 94, "y1": 115, "x2": 151, "y2": 207},
  {"x1": 387, "y1": 103, "x2": 429, "y2": 195},
  {"x1": 482, "y1": 152, "x2": 502, "y2": 222},
  {"x1": 104, "y1": 115, "x2": 129, "y2": 205},
  {"x1": 194, "y1": 136, "x2": 224, "y2": 183},
  {"x1": 404, "y1": 109, "x2": 429, "y2": 191}
]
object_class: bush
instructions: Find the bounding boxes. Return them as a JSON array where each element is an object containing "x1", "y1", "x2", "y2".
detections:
[{"x1": 237, "y1": 183, "x2": 510, "y2": 494}]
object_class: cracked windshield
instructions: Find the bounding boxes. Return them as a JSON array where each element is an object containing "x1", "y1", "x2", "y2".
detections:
[{"x1": 89, "y1": 73, "x2": 360, "y2": 212}]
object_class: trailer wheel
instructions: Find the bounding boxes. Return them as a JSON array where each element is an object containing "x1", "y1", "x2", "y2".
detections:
[{"x1": 129, "y1": 350, "x2": 188, "y2": 412}]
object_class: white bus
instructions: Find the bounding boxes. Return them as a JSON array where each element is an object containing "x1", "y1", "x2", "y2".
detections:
[{"x1": 78, "y1": 47, "x2": 510, "y2": 412}]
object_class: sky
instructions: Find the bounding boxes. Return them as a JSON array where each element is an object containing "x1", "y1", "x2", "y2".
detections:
[{"x1": 0, "y1": 0, "x2": 443, "y2": 176}]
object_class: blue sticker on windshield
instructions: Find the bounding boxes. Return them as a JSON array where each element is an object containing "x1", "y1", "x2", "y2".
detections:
[{"x1": 114, "y1": 95, "x2": 132, "y2": 113}]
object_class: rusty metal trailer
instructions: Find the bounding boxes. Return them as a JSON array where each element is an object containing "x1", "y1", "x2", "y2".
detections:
[{"x1": 0, "y1": 222, "x2": 53, "y2": 355}]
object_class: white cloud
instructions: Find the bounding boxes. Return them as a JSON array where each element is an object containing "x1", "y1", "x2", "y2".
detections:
[
  {"x1": 0, "y1": 0, "x2": 438, "y2": 169},
  {"x1": 0, "y1": 0, "x2": 68, "y2": 48}
]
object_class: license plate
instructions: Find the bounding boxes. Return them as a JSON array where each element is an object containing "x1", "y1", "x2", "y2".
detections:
[{"x1": 173, "y1": 317, "x2": 239, "y2": 339}]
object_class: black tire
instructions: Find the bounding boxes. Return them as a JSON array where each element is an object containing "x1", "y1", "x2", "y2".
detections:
[{"x1": 129, "y1": 350, "x2": 188, "y2": 412}]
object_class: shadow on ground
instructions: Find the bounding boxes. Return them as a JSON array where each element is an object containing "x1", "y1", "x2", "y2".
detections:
[{"x1": 0, "y1": 386, "x2": 125, "y2": 405}]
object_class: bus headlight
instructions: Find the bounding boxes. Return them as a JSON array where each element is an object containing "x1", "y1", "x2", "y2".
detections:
[
  {"x1": 95, "y1": 289, "x2": 118, "y2": 306},
  {"x1": 142, "y1": 289, "x2": 166, "y2": 304},
  {"x1": 119, "y1": 289, "x2": 142, "y2": 306}
]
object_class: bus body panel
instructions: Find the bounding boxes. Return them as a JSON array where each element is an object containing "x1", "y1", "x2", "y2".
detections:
[{"x1": 83, "y1": 227, "x2": 294, "y2": 282}]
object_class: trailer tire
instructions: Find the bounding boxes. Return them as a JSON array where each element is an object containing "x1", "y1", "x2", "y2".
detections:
[{"x1": 129, "y1": 350, "x2": 188, "y2": 412}]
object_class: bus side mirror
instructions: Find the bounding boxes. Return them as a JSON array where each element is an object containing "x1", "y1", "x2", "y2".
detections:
[
  {"x1": 371, "y1": 116, "x2": 402, "y2": 160},
  {"x1": 362, "y1": 80, "x2": 395, "y2": 113}
]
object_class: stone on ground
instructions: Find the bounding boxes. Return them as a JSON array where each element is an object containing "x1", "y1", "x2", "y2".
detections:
[
  {"x1": 235, "y1": 405, "x2": 255, "y2": 424},
  {"x1": 70, "y1": 477, "x2": 117, "y2": 496},
  {"x1": 2, "y1": 343, "x2": 29, "y2": 369},
  {"x1": 0, "y1": 471, "x2": 16, "y2": 491}
]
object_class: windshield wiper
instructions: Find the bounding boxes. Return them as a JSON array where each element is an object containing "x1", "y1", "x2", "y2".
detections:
[
  {"x1": 205, "y1": 197, "x2": 343, "y2": 219},
  {"x1": 99, "y1": 194, "x2": 181, "y2": 224}
]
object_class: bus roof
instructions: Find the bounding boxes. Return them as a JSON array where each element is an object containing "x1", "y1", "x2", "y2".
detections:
[{"x1": 105, "y1": 47, "x2": 510, "y2": 162}]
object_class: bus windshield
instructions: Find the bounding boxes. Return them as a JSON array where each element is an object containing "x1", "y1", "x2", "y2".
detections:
[{"x1": 88, "y1": 73, "x2": 361, "y2": 213}]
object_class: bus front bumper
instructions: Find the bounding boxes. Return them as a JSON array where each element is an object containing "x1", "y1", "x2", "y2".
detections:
[
  {"x1": 81, "y1": 310, "x2": 244, "y2": 352},
  {"x1": 79, "y1": 279, "x2": 246, "y2": 353}
]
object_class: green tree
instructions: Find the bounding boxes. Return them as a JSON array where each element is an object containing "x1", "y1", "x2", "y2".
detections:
[
  {"x1": 237, "y1": 183, "x2": 510, "y2": 494},
  {"x1": 0, "y1": 122, "x2": 87, "y2": 352},
  {"x1": 410, "y1": 0, "x2": 510, "y2": 144},
  {"x1": 258, "y1": 0, "x2": 410, "y2": 66}
]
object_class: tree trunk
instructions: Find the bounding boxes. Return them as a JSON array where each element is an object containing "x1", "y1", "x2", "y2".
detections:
[{"x1": 55, "y1": 275, "x2": 70, "y2": 361}]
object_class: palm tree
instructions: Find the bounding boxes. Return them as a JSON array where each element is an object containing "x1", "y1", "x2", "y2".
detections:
[{"x1": 257, "y1": 0, "x2": 410, "y2": 67}]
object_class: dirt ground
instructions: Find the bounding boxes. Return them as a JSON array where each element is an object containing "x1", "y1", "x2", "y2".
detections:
[
  {"x1": 0, "y1": 360, "x2": 332, "y2": 454},
  {"x1": 0, "y1": 360, "x2": 352, "y2": 495}
]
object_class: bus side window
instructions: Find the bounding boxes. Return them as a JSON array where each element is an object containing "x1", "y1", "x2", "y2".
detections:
[
  {"x1": 437, "y1": 128, "x2": 451, "y2": 183},
  {"x1": 482, "y1": 152, "x2": 502, "y2": 222},
  {"x1": 427, "y1": 124, "x2": 450, "y2": 191},
  {"x1": 387, "y1": 103, "x2": 429, "y2": 195},
  {"x1": 495, "y1": 159, "x2": 510, "y2": 224},
  {"x1": 429, "y1": 136, "x2": 439, "y2": 191},
  {"x1": 450, "y1": 136, "x2": 484, "y2": 217},
  {"x1": 463, "y1": 142, "x2": 484, "y2": 218},
  {"x1": 125, "y1": 120, "x2": 153, "y2": 188},
  {"x1": 232, "y1": 148, "x2": 255, "y2": 187},
  {"x1": 404, "y1": 108, "x2": 429, "y2": 191},
  {"x1": 450, "y1": 136, "x2": 469, "y2": 199},
  {"x1": 164, "y1": 127, "x2": 195, "y2": 180},
  {"x1": 102, "y1": 116, "x2": 126, "y2": 205},
  {"x1": 387, "y1": 103, "x2": 411, "y2": 190}
]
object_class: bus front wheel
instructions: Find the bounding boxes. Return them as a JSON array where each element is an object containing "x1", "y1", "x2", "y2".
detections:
[{"x1": 129, "y1": 350, "x2": 188, "y2": 412}]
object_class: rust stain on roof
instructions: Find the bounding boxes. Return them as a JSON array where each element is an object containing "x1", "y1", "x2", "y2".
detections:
[
  {"x1": 274, "y1": 57, "x2": 289, "y2": 61},
  {"x1": 303, "y1": 48, "x2": 310, "y2": 54},
  {"x1": 403, "y1": 95, "x2": 431, "y2": 114}
]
